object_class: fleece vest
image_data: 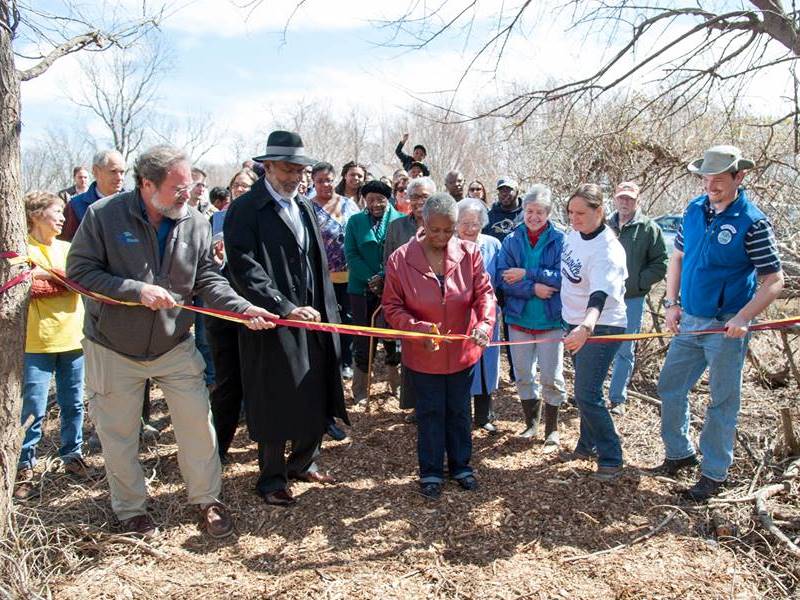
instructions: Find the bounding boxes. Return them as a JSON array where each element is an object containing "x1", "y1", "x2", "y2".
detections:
[{"x1": 680, "y1": 189, "x2": 765, "y2": 318}]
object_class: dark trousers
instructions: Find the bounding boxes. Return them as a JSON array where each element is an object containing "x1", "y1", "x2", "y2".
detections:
[
  {"x1": 206, "y1": 317, "x2": 242, "y2": 458},
  {"x1": 333, "y1": 282, "x2": 353, "y2": 368},
  {"x1": 256, "y1": 436, "x2": 321, "y2": 494},
  {"x1": 350, "y1": 292, "x2": 400, "y2": 372},
  {"x1": 408, "y1": 365, "x2": 474, "y2": 483},
  {"x1": 472, "y1": 357, "x2": 495, "y2": 426},
  {"x1": 571, "y1": 324, "x2": 625, "y2": 468},
  {"x1": 194, "y1": 298, "x2": 216, "y2": 385}
]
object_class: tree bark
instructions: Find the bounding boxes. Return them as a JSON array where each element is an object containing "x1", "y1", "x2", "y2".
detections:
[{"x1": 0, "y1": 14, "x2": 29, "y2": 537}]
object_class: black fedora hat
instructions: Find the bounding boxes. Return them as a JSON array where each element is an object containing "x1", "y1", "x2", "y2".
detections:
[{"x1": 252, "y1": 130, "x2": 316, "y2": 166}]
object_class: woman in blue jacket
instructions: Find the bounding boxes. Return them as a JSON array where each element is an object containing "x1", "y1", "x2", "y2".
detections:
[
  {"x1": 456, "y1": 198, "x2": 502, "y2": 433},
  {"x1": 497, "y1": 185, "x2": 566, "y2": 450}
]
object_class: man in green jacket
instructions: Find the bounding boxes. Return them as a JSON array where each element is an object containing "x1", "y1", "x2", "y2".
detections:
[
  {"x1": 344, "y1": 180, "x2": 404, "y2": 402},
  {"x1": 607, "y1": 181, "x2": 668, "y2": 415}
]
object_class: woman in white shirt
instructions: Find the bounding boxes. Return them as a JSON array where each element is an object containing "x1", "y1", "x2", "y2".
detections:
[{"x1": 561, "y1": 183, "x2": 628, "y2": 481}]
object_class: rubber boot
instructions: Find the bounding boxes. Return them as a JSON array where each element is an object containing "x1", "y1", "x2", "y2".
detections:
[
  {"x1": 542, "y1": 403, "x2": 560, "y2": 452},
  {"x1": 519, "y1": 398, "x2": 542, "y2": 439},
  {"x1": 352, "y1": 367, "x2": 369, "y2": 405}
]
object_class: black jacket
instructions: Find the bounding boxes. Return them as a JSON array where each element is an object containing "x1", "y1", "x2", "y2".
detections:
[{"x1": 223, "y1": 178, "x2": 348, "y2": 441}]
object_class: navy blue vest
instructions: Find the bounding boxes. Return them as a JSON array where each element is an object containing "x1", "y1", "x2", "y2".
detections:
[{"x1": 680, "y1": 189, "x2": 765, "y2": 318}]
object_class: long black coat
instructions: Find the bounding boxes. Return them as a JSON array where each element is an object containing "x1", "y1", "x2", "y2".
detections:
[{"x1": 223, "y1": 179, "x2": 348, "y2": 442}]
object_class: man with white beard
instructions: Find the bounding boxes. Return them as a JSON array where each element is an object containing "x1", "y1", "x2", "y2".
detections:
[
  {"x1": 67, "y1": 145, "x2": 276, "y2": 539},
  {"x1": 223, "y1": 131, "x2": 349, "y2": 507}
]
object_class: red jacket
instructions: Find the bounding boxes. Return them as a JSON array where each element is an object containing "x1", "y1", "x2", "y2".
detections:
[{"x1": 382, "y1": 232, "x2": 496, "y2": 375}]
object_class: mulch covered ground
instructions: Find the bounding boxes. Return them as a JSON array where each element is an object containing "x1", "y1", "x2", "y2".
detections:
[{"x1": 10, "y1": 343, "x2": 797, "y2": 599}]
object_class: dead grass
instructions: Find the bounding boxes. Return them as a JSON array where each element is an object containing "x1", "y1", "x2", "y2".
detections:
[{"x1": 3, "y1": 340, "x2": 799, "y2": 599}]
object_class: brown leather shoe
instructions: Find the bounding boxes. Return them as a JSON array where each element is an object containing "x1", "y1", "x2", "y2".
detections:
[
  {"x1": 199, "y1": 502, "x2": 234, "y2": 538},
  {"x1": 290, "y1": 471, "x2": 336, "y2": 485},
  {"x1": 13, "y1": 468, "x2": 39, "y2": 501},
  {"x1": 262, "y1": 489, "x2": 297, "y2": 506},
  {"x1": 63, "y1": 456, "x2": 100, "y2": 480},
  {"x1": 119, "y1": 513, "x2": 159, "y2": 538}
]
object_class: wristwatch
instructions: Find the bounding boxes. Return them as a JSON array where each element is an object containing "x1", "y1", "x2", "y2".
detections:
[{"x1": 662, "y1": 298, "x2": 680, "y2": 309}]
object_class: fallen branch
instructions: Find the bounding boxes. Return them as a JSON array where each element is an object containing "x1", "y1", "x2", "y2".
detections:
[
  {"x1": 755, "y1": 482, "x2": 800, "y2": 559},
  {"x1": 561, "y1": 510, "x2": 680, "y2": 562}
]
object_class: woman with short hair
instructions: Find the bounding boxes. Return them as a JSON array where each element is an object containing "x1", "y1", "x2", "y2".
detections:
[
  {"x1": 455, "y1": 198, "x2": 502, "y2": 433},
  {"x1": 15, "y1": 191, "x2": 87, "y2": 500},
  {"x1": 561, "y1": 183, "x2": 628, "y2": 480},
  {"x1": 497, "y1": 185, "x2": 566, "y2": 450},
  {"x1": 383, "y1": 193, "x2": 496, "y2": 499}
]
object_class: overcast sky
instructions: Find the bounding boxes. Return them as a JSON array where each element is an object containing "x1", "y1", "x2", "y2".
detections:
[{"x1": 21, "y1": 1, "x2": 793, "y2": 163}]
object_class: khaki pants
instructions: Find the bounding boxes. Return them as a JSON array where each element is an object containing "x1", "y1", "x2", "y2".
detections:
[{"x1": 84, "y1": 337, "x2": 222, "y2": 521}]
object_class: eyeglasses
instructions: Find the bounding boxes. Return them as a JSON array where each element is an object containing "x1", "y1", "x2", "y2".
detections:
[{"x1": 408, "y1": 193, "x2": 429, "y2": 201}]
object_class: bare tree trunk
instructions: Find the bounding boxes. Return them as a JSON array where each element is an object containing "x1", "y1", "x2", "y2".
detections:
[{"x1": 0, "y1": 20, "x2": 28, "y2": 537}]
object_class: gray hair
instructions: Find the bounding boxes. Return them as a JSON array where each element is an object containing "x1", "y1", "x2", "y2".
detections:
[
  {"x1": 406, "y1": 176, "x2": 437, "y2": 197},
  {"x1": 92, "y1": 149, "x2": 124, "y2": 169},
  {"x1": 133, "y1": 145, "x2": 188, "y2": 187},
  {"x1": 422, "y1": 192, "x2": 458, "y2": 222},
  {"x1": 457, "y1": 197, "x2": 489, "y2": 229},
  {"x1": 522, "y1": 184, "x2": 553, "y2": 213}
]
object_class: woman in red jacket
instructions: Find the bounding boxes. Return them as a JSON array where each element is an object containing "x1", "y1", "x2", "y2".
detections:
[{"x1": 383, "y1": 193, "x2": 496, "y2": 499}]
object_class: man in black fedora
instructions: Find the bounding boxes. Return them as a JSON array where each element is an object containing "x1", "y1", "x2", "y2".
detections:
[{"x1": 223, "y1": 130, "x2": 349, "y2": 506}]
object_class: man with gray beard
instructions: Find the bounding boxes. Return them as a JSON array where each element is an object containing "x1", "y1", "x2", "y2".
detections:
[{"x1": 67, "y1": 145, "x2": 276, "y2": 539}]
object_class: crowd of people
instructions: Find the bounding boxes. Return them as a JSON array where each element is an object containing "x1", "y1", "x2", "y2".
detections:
[{"x1": 14, "y1": 132, "x2": 784, "y2": 539}]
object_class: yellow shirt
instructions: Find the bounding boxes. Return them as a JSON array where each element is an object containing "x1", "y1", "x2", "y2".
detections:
[{"x1": 25, "y1": 236, "x2": 84, "y2": 353}]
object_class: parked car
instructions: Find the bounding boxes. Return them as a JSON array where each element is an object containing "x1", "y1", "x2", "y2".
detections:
[{"x1": 654, "y1": 214, "x2": 681, "y2": 255}]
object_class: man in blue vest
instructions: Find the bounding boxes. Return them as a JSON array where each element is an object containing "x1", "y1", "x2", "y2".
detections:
[{"x1": 656, "y1": 145, "x2": 784, "y2": 501}]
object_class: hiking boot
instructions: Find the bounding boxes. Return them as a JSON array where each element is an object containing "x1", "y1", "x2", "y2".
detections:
[
  {"x1": 420, "y1": 482, "x2": 442, "y2": 499},
  {"x1": 650, "y1": 454, "x2": 700, "y2": 476},
  {"x1": 519, "y1": 398, "x2": 542, "y2": 439},
  {"x1": 341, "y1": 366, "x2": 353, "y2": 380},
  {"x1": 63, "y1": 456, "x2": 100, "y2": 480},
  {"x1": 456, "y1": 475, "x2": 478, "y2": 491},
  {"x1": 591, "y1": 465, "x2": 623, "y2": 482},
  {"x1": 199, "y1": 502, "x2": 234, "y2": 538},
  {"x1": 13, "y1": 468, "x2": 39, "y2": 501},
  {"x1": 119, "y1": 513, "x2": 159, "y2": 538},
  {"x1": 681, "y1": 475, "x2": 724, "y2": 502},
  {"x1": 542, "y1": 403, "x2": 560, "y2": 452}
]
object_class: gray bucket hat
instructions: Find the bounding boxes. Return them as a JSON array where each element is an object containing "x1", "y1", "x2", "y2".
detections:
[{"x1": 688, "y1": 145, "x2": 755, "y2": 175}]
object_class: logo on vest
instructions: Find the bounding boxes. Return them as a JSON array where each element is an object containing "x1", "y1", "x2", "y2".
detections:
[{"x1": 717, "y1": 224, "x2": 736, "y2": 245}]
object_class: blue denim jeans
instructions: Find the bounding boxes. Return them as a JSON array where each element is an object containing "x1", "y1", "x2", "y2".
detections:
[
  {"x1": 408, "y1": 366, "x2": 474, "y2": 483},
  {"x1": 608, "y1": 295, "x2": 646, "y2": 405},
  {"x1": 571, "y1": 324, "x2": 624, "y2": 468},
  {"x1": 193, "y1": 297, "x2": 216, "y2": 386},
  {"x1": 19, "y1": 350, "x2": 85, "y2": 469},
  {"x1": 657, "y1": 312, "x2": 749, "y2": 482}
]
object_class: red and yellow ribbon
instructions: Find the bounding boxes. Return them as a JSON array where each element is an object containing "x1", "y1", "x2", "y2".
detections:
[{"x1": 2, "y1": 251, "x2": 798, "y2": 346}]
